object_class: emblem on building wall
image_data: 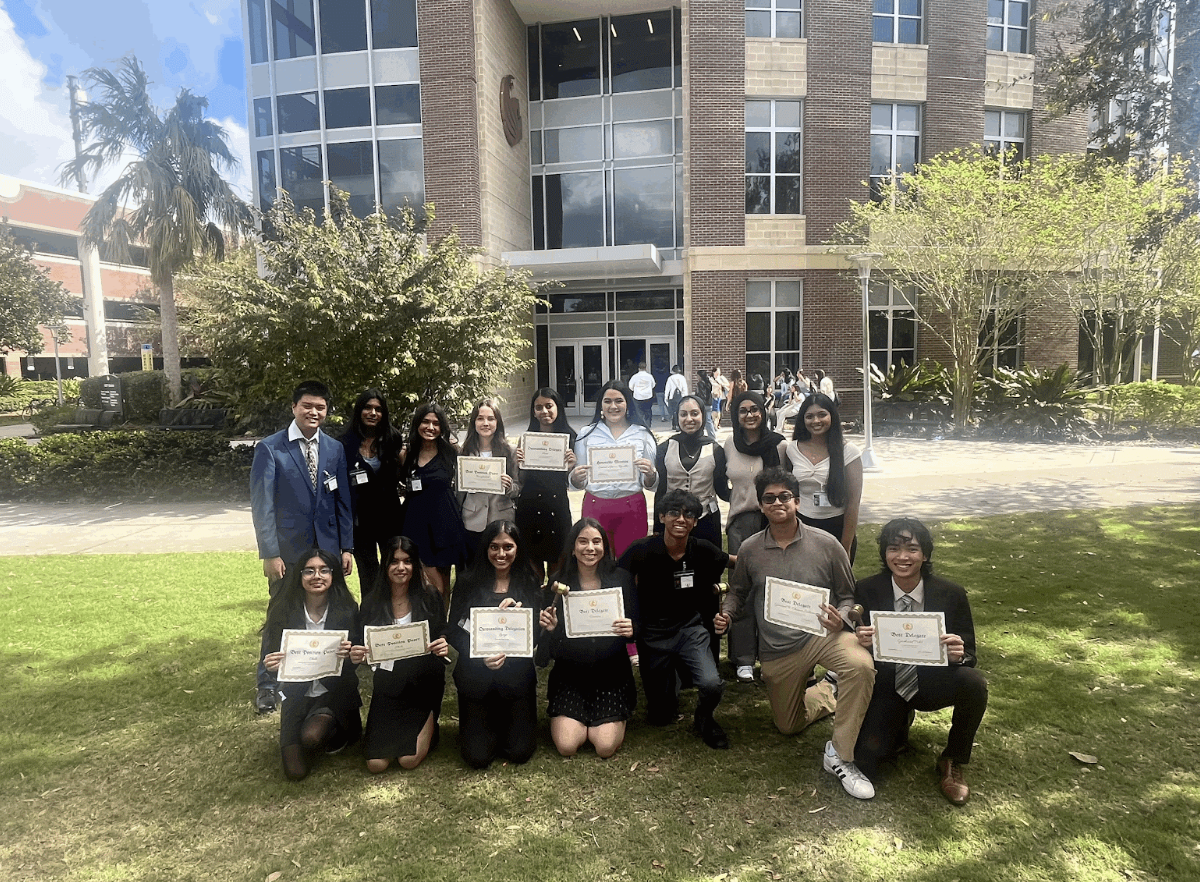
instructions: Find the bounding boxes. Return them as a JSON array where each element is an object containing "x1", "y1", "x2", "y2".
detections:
[{"x1": 500, "y1": 74, "x2": 522, "y2": 147}]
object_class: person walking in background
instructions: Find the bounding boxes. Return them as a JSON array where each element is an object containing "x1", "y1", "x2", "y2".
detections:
[
  {"x1": 695, "y1": 369, "x2": 716, "y2": 436},
  {"x1": 250, "y1": 380, "x2": 354, "y2": 714},
  {"x1": 712, "y1": 367, "x2": 730, "y2": 429},
  {"x1": 629, "y1": 362, "x2": 657, "y2": 427},
  {"x1": 663, "y1": 365, "x2": 689, "y2": 430}
]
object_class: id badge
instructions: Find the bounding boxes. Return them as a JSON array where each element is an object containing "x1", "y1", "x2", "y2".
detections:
[
  {"x1": 350, "y1": 468, "x2": 369, "y2": 486},
  {"x1": 814, "y1": 492, "x2": 830, "y2": 508},
  {"x1": 675, "y1": 570, "x2": 695, "y2": 590},
  {"x1": 323, "y1": 474, "x2": 338, "y2": 492},
  {"x1": 410, "y1": 477, "x2": 423, "y2": 492}
]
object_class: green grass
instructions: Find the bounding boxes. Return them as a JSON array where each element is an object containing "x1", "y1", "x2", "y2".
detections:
[{"x1": 2, "y1": 506, "x2": 1198, "y2": 882}]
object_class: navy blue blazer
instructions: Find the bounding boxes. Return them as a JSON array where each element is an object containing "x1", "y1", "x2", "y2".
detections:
[
  {"x1": 854, "y1": 571, "x2": 978, "y2": 669},
  {"x1": 251, "y1": 426, "x2": 354, "y2": 565}
]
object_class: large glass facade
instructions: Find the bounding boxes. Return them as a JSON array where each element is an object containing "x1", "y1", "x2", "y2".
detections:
[
  {"x1": 272, "y1": 0, "x2": 315, "y2": 60},
  {"x1": 528, "y1": 10, "x2": 684, "y2": 255},
  {"x1": 280, "y1": 145, "x2": 324, "y2": 215},
  {"x1": 319, "y1": 0, "x2": 366, "y2": 53},
  {"x1": 372, "y1": 0, "x2": 418, "y2": 49}
]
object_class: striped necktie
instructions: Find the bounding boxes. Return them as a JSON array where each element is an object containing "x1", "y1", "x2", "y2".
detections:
[{"x1": 895, "y1": 594, "x2": 919, "y2": 701}]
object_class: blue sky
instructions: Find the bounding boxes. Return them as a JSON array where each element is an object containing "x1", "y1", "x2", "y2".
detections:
[{"x1": 0, "y1": 0, "x2": 252, "y2": 196}]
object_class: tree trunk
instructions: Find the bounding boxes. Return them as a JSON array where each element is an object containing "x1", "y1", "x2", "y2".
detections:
[{"x1": 158, "y1": 275, "x2": 181, "y2": 405}]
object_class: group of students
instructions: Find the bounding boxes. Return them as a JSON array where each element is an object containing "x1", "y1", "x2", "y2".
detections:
[{"x1": 256, "y1": 378, "x2": 983, "y2": 806}]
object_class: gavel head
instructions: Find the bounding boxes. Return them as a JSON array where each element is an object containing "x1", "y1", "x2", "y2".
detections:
[
  {"x1": 550, "y1": 581, "x2": 571, "y2": 597},
  {"x1": 847, "y1": 604, "x2": 865, "y2": 627}
]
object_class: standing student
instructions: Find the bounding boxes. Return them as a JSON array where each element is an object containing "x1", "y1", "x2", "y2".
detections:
[
  {"x1": 458, "y1": 398, "x2": 518, "y2": 558},
  {"x1": 250, "y1": 380, "x2": 354, "y2": 714},
  {"x1": 446, "y1": 521, "x2": 546, "y2": 769},
  {"x1": 351, "y1": 536, "x2": 448, "y2": 773},
  {"x1": 398, "y1": 403, "x2": 469, "y2": 601},
  {"x1": 340, "y1": 389, "x2": 403, "y2": 597},
  {"x1": 261, "y1": 547, "x2": 361, "y2": 780},
  {"x1": 570, "y1": 380, "x2": 658, "y2": 558},
  {"x1": 663, "y1": 365, "x2": 689, "y2": 430},
  {"x1": 780, "y1": 393, "x2": 863, "y2": 561},
  {"x1": 629, "y1": 361, "x2": 657, "y2": 427},
  {"x1": 514, "y1": 388, "x2": 578, "y2": 581},
  {"x1": 695, "y1": 369, "x2": 716, "y2": 436},
  {"x1": 540, "y1": 518, "x2": 638, "y2": 759}
]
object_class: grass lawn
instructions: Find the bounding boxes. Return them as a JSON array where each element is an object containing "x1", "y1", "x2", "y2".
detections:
[{"x1": 2, "y1": 505, "x2": 1197, "y2": 882}]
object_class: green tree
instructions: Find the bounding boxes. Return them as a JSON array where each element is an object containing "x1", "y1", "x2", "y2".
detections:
[
  {"x1": 0, "y1": 224, "x2": 73, "y2": 355},
  {"x1": 184, "y1": 191, "x2": 542, "y2": 423},
  {"x1": 838, "y1": 149, "x2": 1065, "y2": 429},
  {"x1": 60, "y1": 56, "x2": 250, "y2": 403},
  {"x1": 1158, "y1": 212, "x2": 1200, "y2": 384}
]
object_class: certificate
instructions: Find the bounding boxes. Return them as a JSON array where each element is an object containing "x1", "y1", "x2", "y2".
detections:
[
  {"x1": 563, "y1": 587, "x2": 625, "y2": 639},
  {"x1": 469, "y1": 606, "x2": 535, "y2": 658},
  {"x1": 457, "y1": 456, "x2": 505, "y2": 493},
  {"x1": 520, "y1": 432, "x2": 571, "y2": 470},
  {"x1": 277, "y1": 629, "x2": 347, "y2": 682},
  {"x1": 364, "y1": 621, "x2": 430, "y2": 664},
  {"x1": 872, "y1": 611, "x2": 948, "y2": 666},
  {"x1": 588, "y1": 445, "x2": 637, "y2": 483},
  {"x1": 762, "y1": 578, "x2": 829, "y2": 636}
]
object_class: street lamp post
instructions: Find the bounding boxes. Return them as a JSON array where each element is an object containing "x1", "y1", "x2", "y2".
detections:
[{"x1": 849, "y1": 252, "x2": 883, "y2": 471}]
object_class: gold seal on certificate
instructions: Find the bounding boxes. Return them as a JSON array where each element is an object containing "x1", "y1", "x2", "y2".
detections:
[
  {"x1": 457, "y1": 456, "x2": 506, "y2": 493},
  {"x1": 762, "y1": 577, "x2": 830, "y2": 636},
  {"x1": 277, "y1": 629, "x2": 348, "y2": 682},
  {"x1": 520, "y1": 432, "x2": 571, "y2": 470},
  {"x1": 563, "y1": 587, "x2": 625, "y2": 638},
  {"x1": 871, "y1": 611, "x2": 948, "y2": 666},
  {"x1": 587, "y1": 444, "x2": 637, "y2": 483},
  {"x1": 469, "y1": 606, "x2": 535, "y2": 658},
  {"x1": 364, "y1": 621, "x2": 430, "y2": 664}
]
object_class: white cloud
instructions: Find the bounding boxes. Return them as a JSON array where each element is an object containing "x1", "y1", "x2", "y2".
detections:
[{"x1": 217, "y1": 115, "x2": 253, "y2": 201}]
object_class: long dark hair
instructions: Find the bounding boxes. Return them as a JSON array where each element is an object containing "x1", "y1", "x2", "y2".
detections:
[
  {"x1": 454, "y1": 520, "x2": 541, "y2": 603},
  {"x1": 344, "y1": 388, "x2": 402, "y2": 459},
  {"x1": 400, "y1": 402, "x2": 458, "y2": 480},
  {"x1": 579, "y1": 380, "x2": 645, "y2": 442},
  {"x1": 461, "y1": 397, "x2": 514, "y2": 461},
  {"x1": 361, "y1": 536, "x2": 444, "y2": 627},
  {"x1": 525, "y1": 387, "x2": 574, "y2": 437},
  {"x1": 263, "y1": 547, "x2": 358, "y2": 636},
  {"x1": 792, "y1": 393, "x2": 848, "y2": 507},
  {"x1": 550, "y1": 517, "x2": 616, "y2": 586}
]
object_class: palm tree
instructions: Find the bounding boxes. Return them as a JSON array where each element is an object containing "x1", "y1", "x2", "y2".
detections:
[{"x1": 61, "y1": 55, "x2": 251, "y2": 403}]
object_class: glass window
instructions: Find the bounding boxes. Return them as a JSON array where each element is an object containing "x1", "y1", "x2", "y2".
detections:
[
  {"x1": 319, "y1": 0, "x2": 366, "y2": 53},
  {"x1": 870, "y1": 103, "x2": 921, "y2": 201},
  {"x1": 548, "y1": 292, "x2": 607, "y2": 313},
  {"x1": 979, "y1": 307, "x2": 1024, "y2": 373},
  {"x1": 378, "y1": 138, "x2": 425, "y2": 215},
  {"x1": 272, "y1": 0, "x2": 315, "y2": 60},
  {"x1": 745, "y1": 99, "x2": 802, "y2": 215},
  {"x1": 257, "y1": 150, "x2": 277, "y2": 213},
  {"x1": 324, "y1": 87, "x2": 371, "y2": 129},
  {"x1": 745, "y1": 1, "x2": 802, "y2": 39},
  {"x1": 327, "y1": 141, "x2": 375, "y2": 216},
  {"x1": 277, "y1": 92, "x2": 319, "y2": 133},
  {"x1": 540, "y1": 20, "x2": 602, "y2": 99},
  {"x1": 746, "y1": 280, "x2": 803, "y2": 380},
  {"x1": 613, "y1": 165, "x2": 675, "y2": 248},
  {"x1": 874, "y1": 0, "x2": 922, "y2": 45},
  {"x1": 248, "y1": 0, "x2": 270, "y2": 63},
  {"x1": 371, "y1": 0, "x2": 417, "y2": 49},
  {"x1": 984, "y1": 110, "x2": 1027, "y2": 162},
  {"x1": 253, "y1": 98, "x2": 274, "y2": 137},
  {"x1": 613, "y1": 120, "x2": 674, "y2": 159},
  {"x1": 280, "y1": 145, "x2": 324, "y2": 215},
  {"x1": 987, "y1": 0, "x2": 1029, "y2": 53},
  {"x1": 541, "y1": 172, "x2": 605, "y2": 248},
  {"x1": 615, "y1": 290, "x2": 675, "y2": 311},
  {"x1": 375, "y1": 84, "x2": 421, "y2": 125},
  {"x1": 868, "y1": 281, "x2": 917, "y2": 371},
  {"x1": 544, "y1": 126, "x2": 603, "y2": 163},
  {"x1": 610, "y1": 11, "x2": 674, "y2": 93}
]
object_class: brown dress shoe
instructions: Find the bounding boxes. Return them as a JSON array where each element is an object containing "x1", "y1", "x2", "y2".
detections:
[{"x1": 937, "y1": 758, "x2": 970, "y2": 805}]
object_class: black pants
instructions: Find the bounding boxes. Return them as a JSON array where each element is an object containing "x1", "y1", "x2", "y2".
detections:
[
  {"x1": 638, "y1": 625, "x2": 724, "y2": 724},
  {"x1": 457, "y1": 686, "x2": 538, "y2": 769},
  {"x1": 854, "y1": 663, "x2": 988, "y2": 777}
]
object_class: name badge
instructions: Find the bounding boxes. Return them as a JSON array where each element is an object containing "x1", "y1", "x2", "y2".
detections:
[
  {"x1": 676, "y1": 570, "x2": 694, "y2": 590},
  {"x1": 814, "y1": 492, "x2": 830, "y2": 508},
  {"x1": 410, "y1": 477, "x2": 423, "y2": 492},
  {"x1": 323, "y1": 474, "x2": 338, "y2": 492},
  {"x1": 350, "y1": 468, "x2": 369, "y2": 486}
]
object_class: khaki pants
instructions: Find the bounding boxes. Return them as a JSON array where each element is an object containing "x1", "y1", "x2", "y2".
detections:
[{"x1": 759, "y1": 630, "x2": 875, "y2": 761}]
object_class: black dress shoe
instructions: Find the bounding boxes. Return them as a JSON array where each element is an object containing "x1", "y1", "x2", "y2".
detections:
[
  {"x1": 255, "y1": 687, "x2": 277, "y2": 714},
  {"x1": 695, "y1": 717, "x2": 730, "y2": 750}
]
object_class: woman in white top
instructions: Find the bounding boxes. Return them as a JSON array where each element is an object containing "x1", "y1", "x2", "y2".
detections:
[
  {"x1": 458, "y1": 398, "x2": 518, "y2": 558},
  {"x1": 570, "y1": 380, "x2": 658, "y2": 558},
  {"x1": 780, "y1": 393, "x2": 863, "y2": 561}
]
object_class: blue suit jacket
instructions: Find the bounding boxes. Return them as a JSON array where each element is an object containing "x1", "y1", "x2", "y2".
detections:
[{"x1": 250, "y1": 427, "x2": 354, "y2": 565}]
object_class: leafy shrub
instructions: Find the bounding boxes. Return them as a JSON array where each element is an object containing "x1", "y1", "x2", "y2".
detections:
[
  {"x1": 1109, "y1": 381, "x2": 1200, "y2": 429},
  {"x1": 79, "y1": 375, "x2": 102, "y2": 408},
  {"x1": 29, "y1": 405, "x2": 80, "y2": 435},
  {"x1": 977, "y1": 364, "x2": 1100, "y2": 440},
  {"x1": 0, "y1": 375, "x2": 18, "y2": 397},
  {"x1": 79, "y1": 371, "x2": 168, "y2": 421},
  {"x1": 0, "y1": 431, "x2": 253, "y2": 502},
  {"x1": 0, "y1": 379, "x2": 82, "y2": 412}
]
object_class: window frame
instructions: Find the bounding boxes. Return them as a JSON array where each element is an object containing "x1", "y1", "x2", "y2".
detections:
[
  {"x1": 870, "y1": 102, "x2": 922, "y2": 202},
  {"x1": 986, "y1": 0, "x2": 1029, "y2": 54},
  {"x1": 873, "y1": 0, "x2": 922, "y2": 45},
  {"x1": 984, "y1": 109, "x2": 1027, "y2": 164},
  {"x1": 745, "y1": 0, "x2": 803, "y2": 40},
  {"x1": 868, "y1": 281, "x2": 917, "y2": 372},
  {"x1": 745, "y1": 98, "x2": 803, "y2": 216},
  {"x1": 745, "y1": 279, "x2": 803, "y2": 381}
]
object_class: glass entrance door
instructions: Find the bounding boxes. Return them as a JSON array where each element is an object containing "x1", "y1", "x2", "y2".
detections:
[
  {"x1": 553, "y1": 341, "x2": 608, "y2": 416},
  {"x1": 618, "y1": 337, "x2": 674, "y2": 422}
]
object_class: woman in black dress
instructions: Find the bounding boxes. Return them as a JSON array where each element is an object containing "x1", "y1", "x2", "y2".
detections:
[
  {"x1": 340, "y1": 389, "x2": 403, "y2": 596},
  {"x1": 446, "y1": 520, "x2": 547, "y2": 769},
  {"x1": 350, "y1": 536, "x2": 448, "y2": 772},
  {"x1": 398, "y1": 402, "x2": 469, "y2": 601},
  {"x1": 540, "y1": 518, "x2": 637, "y2": 759},
  {"x1": 513, "y1": 388, "x2": 577, "y2": 580},
  {"x1": 261, "y1": 547, "x2": 361, "y2": 780}
]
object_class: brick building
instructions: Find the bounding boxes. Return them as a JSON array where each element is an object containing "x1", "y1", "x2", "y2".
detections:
[{"x1": 240, "y1": 0, "x2": 1097, "y2": 417}]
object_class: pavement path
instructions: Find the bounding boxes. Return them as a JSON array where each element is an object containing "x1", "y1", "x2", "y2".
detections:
[{"x1": 2, "y1": 431, "x2": 1197, "y2": 556}]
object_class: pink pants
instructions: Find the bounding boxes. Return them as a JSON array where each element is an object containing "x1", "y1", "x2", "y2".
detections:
[{"x1": 582, "y1": 492, "x2": 649, "y2": 559}]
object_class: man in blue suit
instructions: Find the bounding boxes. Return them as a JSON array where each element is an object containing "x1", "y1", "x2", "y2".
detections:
[{"x1": 250, "y1": 380, "x2": 354, "y2": 713}]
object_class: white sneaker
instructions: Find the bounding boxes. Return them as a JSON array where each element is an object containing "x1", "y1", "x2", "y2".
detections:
[
  {"x1": 822, "y1": 740, "x2": 875, "y2": 799},
  {"x1": 736, "y1": 665, "x2": 754, "y2": 682}
]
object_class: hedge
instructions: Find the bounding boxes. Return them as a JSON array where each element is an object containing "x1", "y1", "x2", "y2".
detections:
[
  {"x1": 80, "y1": 371, "x2": 168, "y2": 421},
  {"x1": 0, "y1": 379, "x2": 82, "y2": 412},
  {"x1": 0, "y1": 432, "x2": 254, "y2": 502},
  {"x1": 1109, "y1": 381, "x2": 1200, "y2": 429}
]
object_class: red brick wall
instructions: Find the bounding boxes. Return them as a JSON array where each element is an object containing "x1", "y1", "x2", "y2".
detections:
[
  {"x1": 418, "y1": 0, "x2": 483, "y2": 245},
  {"x1": 925, "y1": 0, "x2": 987, "y2": 157},
  {"x1": 1032, "y1": 0, "x2": 1091, "y2": 155},
  {"x1": 1025, "y1": 296, "x2": 1080, "y2": 369},
  {"x1": 800, "y1": 268, "x2": 867, "y2": 417},
  {"x1": 690, "y1": 271, "x2": 747, "y2": 375}
]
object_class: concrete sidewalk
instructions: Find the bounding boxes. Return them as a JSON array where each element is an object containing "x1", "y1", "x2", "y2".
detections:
[{"x1": 2, "y1": 433, "x2": 1197, "y2": 556}]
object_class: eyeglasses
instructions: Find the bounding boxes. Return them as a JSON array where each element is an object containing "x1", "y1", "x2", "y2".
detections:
[
  {"x1": 301, "y1": 566, "x2": 333, "y2": 578},
  {"x1": 664, "y1": 509, "x2": 698, "y2": 520},
  {"x1": 761, "y1": 493, "x2": 795, "y2": 504},
  {"x1": 737, "y1": 408, "x2": 759, "y2": 417}
]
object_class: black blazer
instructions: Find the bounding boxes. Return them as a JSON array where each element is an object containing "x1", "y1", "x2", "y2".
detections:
[
  {"x1": 854, "y1": 571, "x2": 977, "y2": 670},
  {"x1": 265, "y1": 602, "x2": 363, "y2": 704}
]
